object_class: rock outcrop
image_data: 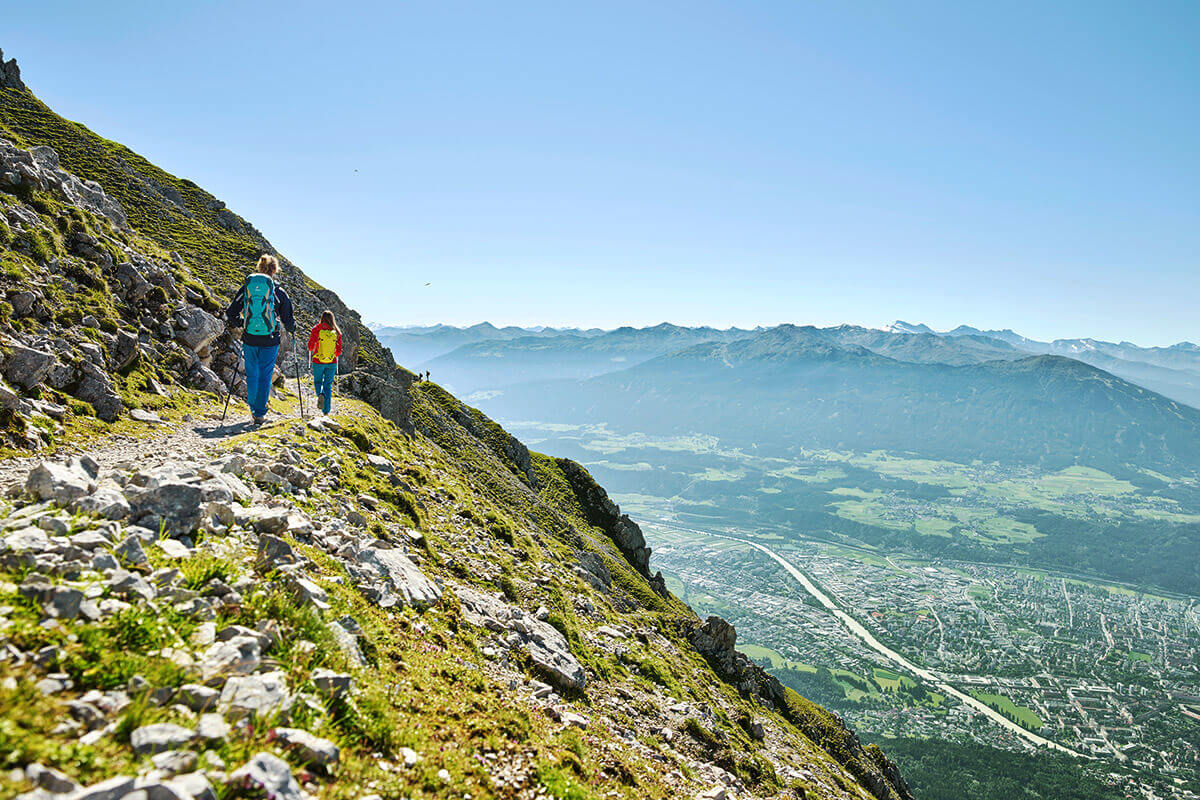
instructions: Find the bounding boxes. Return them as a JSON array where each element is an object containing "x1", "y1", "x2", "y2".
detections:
[
  {"x1": 0, "y1": 139, "x2": 127, "y2": 229},
  {"x1": 0, "y1": 48, "x2": 23, "y2": 90},
  {"x1": 553, "y1": 457, "x2": 665, "y2": 592},
  {"x1": 689, "y1": 614, "x2": 914, "y2": 800}
]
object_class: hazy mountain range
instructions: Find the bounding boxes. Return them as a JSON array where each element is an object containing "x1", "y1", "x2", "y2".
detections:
[
  {"x1": 482, "y1": 325, "x2": 1200, "y2": 476},
  {"x1": 377, "y1": 320, "x2": 1200, "y2": 410}
]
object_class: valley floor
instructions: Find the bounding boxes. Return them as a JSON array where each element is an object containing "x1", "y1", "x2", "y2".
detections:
[{"x1": 643, "y1": 516, "x2": 1200, "y2": 800}]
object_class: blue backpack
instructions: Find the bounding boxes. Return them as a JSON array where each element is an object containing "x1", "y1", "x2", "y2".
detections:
[{"x1": 242, "y1": 274, "x2": 278, "y2": 337}]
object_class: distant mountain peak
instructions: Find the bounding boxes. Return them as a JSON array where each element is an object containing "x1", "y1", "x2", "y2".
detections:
[{"x1": 885, "y1": 320, "x2": 935, "y2": 335}]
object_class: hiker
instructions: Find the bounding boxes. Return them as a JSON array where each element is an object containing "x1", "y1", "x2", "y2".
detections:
[
  {"x1": 307, "y1": 309, "x2": 343, "y2": 415},
  {"x1": 224, "y1": 254, "x2": 296, "y2": 425}
]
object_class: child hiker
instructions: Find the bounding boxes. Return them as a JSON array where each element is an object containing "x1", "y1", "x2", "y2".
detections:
[
  {"x1": 308, "y1": 310, "x2": 343, "y2": 416},
  {"x1": 225, "y1": 254, "x2": 296, "y2": 425}
]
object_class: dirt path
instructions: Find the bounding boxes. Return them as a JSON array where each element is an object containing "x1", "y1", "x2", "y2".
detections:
[{"x1": 0, "y1": 375, "x2": 327, "y2": 492}]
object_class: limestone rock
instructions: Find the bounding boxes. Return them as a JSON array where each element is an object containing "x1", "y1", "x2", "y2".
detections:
[
  {"x1": 113, "y1": 534, "x2": 149, "y2": 567},
  {"x1": 219, "y1": 671, "x2": 291, "y2": 718},
  {"x1": 457, "y1": 586, "x2": 586, "y2": 690},
  {"x1": 177, "y1": 683, "x2": 219, "y2": 712},
  {"x1": 200, "y1": 635, "x2": 262, "y2": 681},
  {"x1": 126, "y1": 482, "x2": 205, "y2": 537},
  {"x1": 227, "y1": 753, "x2": 304, "y2": 800},
  {"x1": 69, "y1": 488, "x2": 132, "y2": 520},
  {"x1": 2, "y1": 342, "x2": 56, "y2": 390},
  {"x1": 273, "y1": 727, "x2": 339, "y2": 768},
  {"x1": 26, "y1": 460, "x2": 93, "y2": 502},
  {"x1": 71, "y1": 776, "x2": 136, "y2": 800},
  {"x1": 25, "y1": 763, "x2": 80, "y2": 795},
  {"x1": 174, "y1": 306, "x2": 224, "y2": 353},
  {"x1": 131, "y1": 723, "x2": 195, "y2": 755},
  {"x1": 310, "y1": 669, "x2": 353, "y2": 700},
  {"x1": 0, "y1": 48, "x2": 24, "y2": 90},
  {"x1": 196, "y1": 712, "x2": 230, "y2": 743},
  {"x1": 354, "y1": 546, "x2": 441, "y2": 608}
]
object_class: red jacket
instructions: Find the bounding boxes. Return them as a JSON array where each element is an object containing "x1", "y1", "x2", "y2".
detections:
[{"x1": 307, "y1": 322, "x2": 343, "y2": 363}]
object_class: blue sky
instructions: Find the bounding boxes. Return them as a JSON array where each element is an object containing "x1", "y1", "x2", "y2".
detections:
[{"x1": 6, "y1": 1, "x2": 1198, "y2": 343}]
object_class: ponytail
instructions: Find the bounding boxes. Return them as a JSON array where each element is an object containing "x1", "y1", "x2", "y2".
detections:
[{"x1": 320, "y1": 310, "x2": 341, "y2": 337}]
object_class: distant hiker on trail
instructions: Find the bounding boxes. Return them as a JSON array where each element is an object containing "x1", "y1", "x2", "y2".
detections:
[
  {"x1": 307, "y1": 309, "x2": 343, "y2": 416},
  {"x1": 224, "y1": 254, "x2": 296, "y2": 425}
]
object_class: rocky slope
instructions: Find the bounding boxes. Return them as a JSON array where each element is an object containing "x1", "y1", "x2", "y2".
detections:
[{"x1": 0, "y1": 49, "x2": 910, "y2": 800}]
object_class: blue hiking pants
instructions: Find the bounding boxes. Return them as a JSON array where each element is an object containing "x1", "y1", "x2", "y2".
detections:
[
  {"x1": 312, "y1": 361, "x2": 336, "y2": 414},
  {"x1": 243, "y1": 343, "x2": 279, "y2": 418}
]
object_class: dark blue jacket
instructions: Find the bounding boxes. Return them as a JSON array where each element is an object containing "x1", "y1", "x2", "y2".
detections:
[{"x1": 224, "y1": 276, "x2": 296, "y2": 347}]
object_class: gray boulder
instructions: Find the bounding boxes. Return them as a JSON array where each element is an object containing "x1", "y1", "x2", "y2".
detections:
[
  {"x1": 250, "y1": 509, "x2": 291, "y2": 535},
  {"x1": 25, "y1": 763, "x2": 80, "y2": 794},
  {"x1": 161, "y1": 773, "x2": 217, "y2": 800},
  {"x1": 9, "y1": 290, "x2": 37, "y2": 318},
  {"x1": 73, "y1": 360, "x2": 124, "y2": 422},
  {"x1": 174, "y1": 307, "x2": 224, "y2": 353},
  {"x1": 69, "y1": 488, "x2": 132, "y2": 520},
  {"x1": 113, "y1": 261, "x2": 152, "y2": 301},
  {"x1": 26, "y1": 460, "x2": 93, "y2": 502},
  {"x1": 226, "y1": 753, "x2": 304, "y2": 800},
  {"x1": 355, "y1": 546, "x2": 441, "y2": 609},
  {"x1": 108, "y1": 568, "x2": 154, "y2": 601},
  {"x1": 196, "y1": 712, "x2": 230, "y2": 743},
  {"x1": 113, "y1": 534, "x2": 149, "y2": 566},
  {"x1": 110, "y1": 330, "x2": 142, "y2": 371},
  {"x1": 273, "y1": 727, "x2": 339, "y2": 768},
  {"x1": 310, "y1": 669, "x2": 353, "y2": 700},
  {"x1": 2, "y1": 342, "x2": 56, "y2": 390},
  {"x1": 131, "y1": 722, "x2": 195, "y2": 755},
  {"x1": 326, "y1": 619, "x2": 366, "y2": 666},
  {"x1": 456, "y1": 587, "x2": 586, "y2": 690},
  {"x1": 177, "y1": 683, "x2": 219, "y2": 712},
  {"x1": 44, "y1": 587, "x2": 84, "y2": 619},
  {"x1": 286, "y1": 575, "x2": 329, "y2": 610},
  {"x1": 219, "y1": 671, "x2": 291, "y2": 718},
  {"x1": 199, "y1": 635, "x2": 262, "y2": 681},
  {"x1": 71, "y1": 776, "x2": 136, "y2": 800},
  {"x1": 256, "y1": 533, "x2": 296, "y2": 567},
  {"x1": 126, "y1": 482, "x2": 205, "y2": 537}
]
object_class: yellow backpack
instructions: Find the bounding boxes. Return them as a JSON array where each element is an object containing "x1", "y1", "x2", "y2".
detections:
[{"x1": 315, "y1": 328, "x2": 338, "y2": 363}]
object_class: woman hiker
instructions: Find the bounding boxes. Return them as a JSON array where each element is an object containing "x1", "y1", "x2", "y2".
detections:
[
  {"x1": 307, "y1": 310, "x2": 343, "y2": 416},
  {"x1": 224, "y1": 254, "x2": 296, "y2": 425}
]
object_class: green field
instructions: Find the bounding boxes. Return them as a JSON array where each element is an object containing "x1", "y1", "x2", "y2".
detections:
[
  {"x1": 584, "y1": 460, "x2": 654, "y2": 471},
  {"x1": 872, "y1": 667, "x2": 916, "y2": 692},
  {"x1": 767, "y1": 465, "x2": 847, "y2": 484},
  {"x1": 737, "y1": 643, "x2": 816, "y2": 673},
  {"x1": 970, "y1": 691, "x2": 1043, "y2": 730},
  {"x1": 691, "y1": 467, "x2": 746, "y2": 482}
]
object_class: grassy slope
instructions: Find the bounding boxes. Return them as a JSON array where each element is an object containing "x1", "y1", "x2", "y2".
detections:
[
  {"x1": 0, "y1": 393, "x2": 889, "y2": 800},
  {"x1": 0, "y1": 85, "x2": 393, "y2": 372}
]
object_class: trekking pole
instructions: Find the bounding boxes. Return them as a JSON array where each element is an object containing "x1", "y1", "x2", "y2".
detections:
[
  {"x1": 221, "y1": 341, "x2": 243, "y2": 422},
  {"x1": 294, "y1": 337, "x2": 306, "y2": 419}
]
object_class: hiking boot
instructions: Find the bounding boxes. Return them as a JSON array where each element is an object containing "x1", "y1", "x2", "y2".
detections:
[{"x1": 252, "y1": 415, "x2": 265, "y2": 425}]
